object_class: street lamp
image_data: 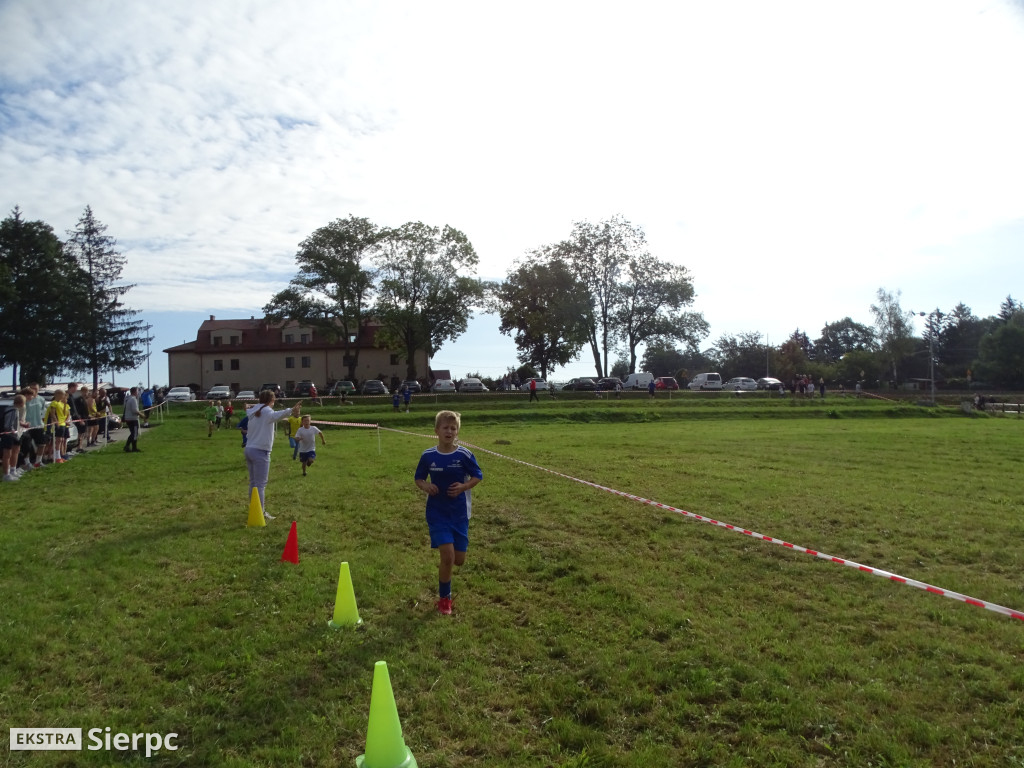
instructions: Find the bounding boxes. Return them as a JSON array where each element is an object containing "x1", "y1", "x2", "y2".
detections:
[{"x1": 912, "y1": 311, "x2": 936, "y2": 405}]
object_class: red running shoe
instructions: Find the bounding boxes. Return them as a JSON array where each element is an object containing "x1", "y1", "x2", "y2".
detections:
[{"x1": 436, "y1": 597, "x2": 452, "y2": 615}]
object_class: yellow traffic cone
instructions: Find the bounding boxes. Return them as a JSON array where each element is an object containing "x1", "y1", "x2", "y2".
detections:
[
  {"x1": 355, "y1": 661, "x2": 418, "y2": 768},
  {"x1": 328, "y1": 561, "x2": 362, "y2": 628},
  {"x1": 246, "y1": 487, "x2": 266, "y2": 527}
]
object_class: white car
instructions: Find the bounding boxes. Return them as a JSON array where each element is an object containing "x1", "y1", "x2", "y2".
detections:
[
  {"x1": 724, "y1": 377, "x2": 758, "y2": 391},
  {"x1": 235, "y1": 390, "x2": 257, "y2": 400},
  {"x1": 521, "y1": 379, "x2": 550, "y2": 391},
  {"x1": 205, "y1": 385, "x2": 234, "y2": 400},
  {"x1": 459, "y1": 377, "x2": 488, "y2": 393},
  {"x1": 165, "y1": 387, "x2": 195, "y2": 401},
  {"x1": 431, "y1": 379, "x2": 457, "y2": 393}
]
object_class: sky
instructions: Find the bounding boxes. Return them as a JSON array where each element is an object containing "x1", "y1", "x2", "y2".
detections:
[{"x1": 2, "y1": 0, "x2": 1023, "y2": 387}]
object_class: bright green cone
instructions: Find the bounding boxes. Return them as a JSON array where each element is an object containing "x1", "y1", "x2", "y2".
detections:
[{"x1": 355, "y1": 661, "x2": 418, "y2": 768}]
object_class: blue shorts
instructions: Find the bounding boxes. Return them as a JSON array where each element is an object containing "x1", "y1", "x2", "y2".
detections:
[
  {"x1": 428, "y1": 515, "x2": 469, "y2": 552},
  {"x1": 299, "y1": 450, "x2": 316, "y2": 462}
]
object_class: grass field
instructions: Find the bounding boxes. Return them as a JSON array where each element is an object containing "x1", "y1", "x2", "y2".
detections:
[{"x1": 2, "y1": 393, "x2": 1022, "y2": 767}]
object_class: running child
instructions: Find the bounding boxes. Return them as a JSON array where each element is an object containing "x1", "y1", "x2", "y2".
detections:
[
  {"x1": 293, "y1": 414, "x2": 326, "y2": 476},
  {"x1": 204, "y1": 401, "x2": 218, "y2": 437},
  {"x1": 414, "y1": 410, "x2": 483, "y2": 615}
]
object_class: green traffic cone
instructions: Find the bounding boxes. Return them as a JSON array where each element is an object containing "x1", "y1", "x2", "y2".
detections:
[{"x1": 355, "y1": 661, "x2": 418, "y2": 768}]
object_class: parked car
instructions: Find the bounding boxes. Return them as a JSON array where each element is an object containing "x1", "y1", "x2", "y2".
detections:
[
  {"x1": 724, "y1": 377, "x2": 758, "y2": 391},
  {"x1": 235, "y1": 390, "x2": 257, "y2": 400},
  {"x1": 360, "y1": 380, "x2": 388, "y2": 395},
  {"x1": 521, "y1": 379, "x2": 550, "y2": 391},
  {"x1": 259, "y1": 383, "x2": 283, "y2": 397},
  {"x1": 595, "y1": 377, "x2": 623, "y2": 391},
  {"x1": 431, "y1": 379, "x2": 457, "y2": 393},
  {"x1": 400, "y1": 380, "x2": 422, "y2": 394},
  {"x1": 562, "y1": 377, "x2": 597, "y2": 391},
  {"x1": 688, "y1": 372, "x2": 724, "y2": 391},
  {"x1": 165, "y1": 386, "x2": 195, "y2": 402},
  {"x1": 757, "y1": 377, "x2": 785, "y2": 391},
  {"x1": 205, "y1": 385, "x2": 234, "y2": 400},
  {"x1": 459, "y1": 377, "x2": 488, "y2": 393},
  {"x1": 655, "y1": 376, "x2": 679, "y2": 390},
  {"x1": 328, "y1": 381, "x2": 356, "y2": 396},
  {"x1": 290, "y1": 381, "x2": 318, "y2": 398}
]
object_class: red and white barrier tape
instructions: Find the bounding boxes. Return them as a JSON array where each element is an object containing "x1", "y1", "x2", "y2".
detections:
[{"x1": 369, "y1": 425, "x2": 1024, "y2": 622}]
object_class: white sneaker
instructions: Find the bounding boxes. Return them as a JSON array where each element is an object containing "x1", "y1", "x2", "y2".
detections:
[
  {"x1": 263, "y1": 512, "x2": 275, "y2": 521},
  {"x1": 12, "y1": 468, "x2": 24, "y2": 477},
  {"x1": 2, "y1": 473, "x2": 18, "y2": 482}
]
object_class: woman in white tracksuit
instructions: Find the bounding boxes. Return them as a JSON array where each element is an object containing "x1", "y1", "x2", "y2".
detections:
[{"x1": 245, "y1": 390, "x2": 300, "y2": 521}]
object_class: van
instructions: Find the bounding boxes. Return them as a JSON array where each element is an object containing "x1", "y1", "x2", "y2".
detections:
[
  {"x1": 622, "y1": 372, "x2": 655, "y2": 390},
  {"x1": 688, "y1": 372, "x2": 723, "y2": 390}
]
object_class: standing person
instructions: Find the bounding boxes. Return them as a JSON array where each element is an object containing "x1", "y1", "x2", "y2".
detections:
[
  {"x1": 86, "y1": 388, "x2": 100, "y2": 446},
  {"x1": 294, "y1": 414, "x2": 326, "y2": 477},
  {"x1": 245, "y1": 390, "x2": 300, "y2": 522},
  {"x1": 402, "y1": 383, "x2": 412, "y2": 413},
  {"x1": 648, "y1": 378, "x2": 656, "y2": 398},
  {"x1": 309, "y1": 382, "x2": 320, "y2": 406},
  {"x1": 94, "y1": 388, "x2": 114, "y2": 443},
  {"x1": 140, "y1": 387, "x2": 154, "y2": 427},
  {"x1": 67, "y1": 383, "x2": 89, "y2": 454},
  {"x1": 223, "y1": 400, "x2": 234, "y2": 428},
  {"x1": 615, "y1": 380, "x2": 622, "y2": 399},
  {"x1": 414, "y1": 410, "x2": 484, "y2": 616},
  {"x1": 818, "y1": 377, "x2": 826, "y2": 398},
  {"x1": 203, "y1": 401, "x2": 218, "y2": 437},
  {"x1": 44, "y1": 389, "x2": 71, "y2": 462},
  {"x1": 23, "y1": 385, "x2": 46, "y2": 469},
  {"x1": 392, "y1": 389, "x2": 401, "y2": 412},
  {"x1": 528, "y1": 378, "x2": 538, "y2": 403},
  {"x1": 123, "y1": 387, "x2": 141, "y2": 453},
  {"x1": 2, "y1": 395, "x2": 28, "y2": 481}
]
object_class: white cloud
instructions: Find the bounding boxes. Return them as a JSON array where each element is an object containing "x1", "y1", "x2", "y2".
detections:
[{"x1": 2, "y1": 0, "x2": 1023, "y2": 385}]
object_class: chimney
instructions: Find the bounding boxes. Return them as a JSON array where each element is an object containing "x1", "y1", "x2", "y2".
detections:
[{"x1": 210, "y1": 315, "x2": 215, "y2": 320}]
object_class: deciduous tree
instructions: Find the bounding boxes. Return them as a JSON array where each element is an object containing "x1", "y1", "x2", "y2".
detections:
[
  {"x1": 374, "y1": 222, "x2": 483, "y2": 380},
  {"x1": 869, "y1": 287, "x2": 916, "y2": 384},
  {"x1": 264, "y1": 215, "x2": 378, "y2": 382}
]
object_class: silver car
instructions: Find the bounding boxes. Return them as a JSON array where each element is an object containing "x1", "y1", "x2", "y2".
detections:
[{"x1": 724, "y1": 377, "x2": 758, "y2": 391}]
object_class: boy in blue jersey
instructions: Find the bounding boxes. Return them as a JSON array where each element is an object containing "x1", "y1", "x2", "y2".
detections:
[{"x1": 414, "y1": 410, "x2": 483, "y2": 615}]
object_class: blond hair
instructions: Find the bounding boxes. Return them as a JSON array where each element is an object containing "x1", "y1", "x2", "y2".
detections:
[{"x1": 434, "y1": 410, "x2": 461, "y2": 429}]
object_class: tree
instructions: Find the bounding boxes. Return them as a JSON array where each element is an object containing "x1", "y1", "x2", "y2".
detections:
[
  {"x1": 938, "y1": 303, "x2": 989, "y2": 380},
  {"x1": 614, "y1": 251, "x2": 708, "y2": 374},
  {"x1": 561, "y1": 215, "x2": 644, "y2": 377},
  {"x1": 708, "y1": 332, "x2": 767, "y2": 381},
  {"x1": 974, "y1": 312, "x2": 1024, "y2": 388},
  {"x1": 264, "y1": 215, "x2": 378, "y2": 381},
  {"x1": 374, "y1": 222, "x2": 483, "y2": 380},
  {"x1": 0, "y1": 207, "x2": 76, "y2": 386},
  {"x1": 997, "y1": 295, "x2": 1022, "y2": 323},
  {"x1": 869, "y1": 288, "x2": 916, "y2": 384},
  {"x1": 63, "y1": 207, "x2": 151, "y2": 389},
  {"x1": 814, "y1": 318, "x2": 876, "y2": 363},
  {"x1": 490, "y1": 252, "x2": 591, "y2": 379}
]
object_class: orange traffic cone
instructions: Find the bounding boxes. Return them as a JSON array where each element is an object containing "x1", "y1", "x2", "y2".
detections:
[
  {"x1": 355, "y1": 661, "x2": 418, "y2": 768},
  {"x1": 246, "y1": 487, "x2": 265, "y2": 527},
  {"x1": 281, "y1": 521, "x2": 299, "y2": 563}
]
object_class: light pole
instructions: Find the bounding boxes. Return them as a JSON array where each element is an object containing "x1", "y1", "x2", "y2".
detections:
[{"x1": 913, "y1": 311, "x2": 936, "y2": 405}]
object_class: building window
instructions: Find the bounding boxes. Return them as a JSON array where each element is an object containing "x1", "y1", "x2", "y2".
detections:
[
  {"x1": 390, "y1": 354, "x2": 400, "y2": 365},
  {"x1": 285, "y1": 357, "x2": 295, "y2": 369},
  {"x1": 301, "y1": 356, "x2": 311, "y2": 368},
  {"x1": 230, "y1": 359, "x2": 240, "y2": 370},
  {"x1": 284, "y1": 334, "x2": 294, "y2": 343},
  {"x1": 213, "y1": 359, "x2": 223, "y2": 371},
  {"x1": 230, "y1": 335, "x2": 239, "y2": 346},
  {"x1": 213, "y1": 336, "x2": 221, "y2": 346},
  {"x1": 301, "y1": 333, "x2": 310, "y2": 343}
]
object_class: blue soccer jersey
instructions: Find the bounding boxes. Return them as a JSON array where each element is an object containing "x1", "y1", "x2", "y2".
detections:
[{"x1": 415, "y1": 445, "x2": 483, "y2": 522}]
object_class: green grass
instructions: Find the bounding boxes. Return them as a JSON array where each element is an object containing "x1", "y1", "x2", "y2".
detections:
[{"x1": 1, "y1": 395, "x2": 1022, "y2": 767}]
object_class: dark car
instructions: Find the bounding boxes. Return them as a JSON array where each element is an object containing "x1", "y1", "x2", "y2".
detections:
[
  {"x1": 400, "y1": 380, "x2": 422, "y2": 394},
  {"x1": 595, "y1": 377, "x2": 623, "y2": 391},
  {"x1": 290, "y1": 381, "x2": 318, "y2": 398},
  {"x1": 360, "y1": 380, "x2": 388, "y2": 395},
  {"x1": 328, "y1": 381, "x2": 356, "y2": 396},
  {"x1": 259, "y1": 383, "x2": 283, "y2": 397},
  {"x1": 562, "y1": 377, "x2": 597, "y2": 391}
]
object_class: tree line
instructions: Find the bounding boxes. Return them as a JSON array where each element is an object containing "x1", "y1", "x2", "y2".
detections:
[{"x1": 0, "y1": 206, "x2": 150, "y2": 389}]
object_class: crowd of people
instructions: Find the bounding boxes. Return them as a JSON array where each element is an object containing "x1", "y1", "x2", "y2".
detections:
[{"x1": 0, "y1": 383, "x2": 163, "y2": 482}]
